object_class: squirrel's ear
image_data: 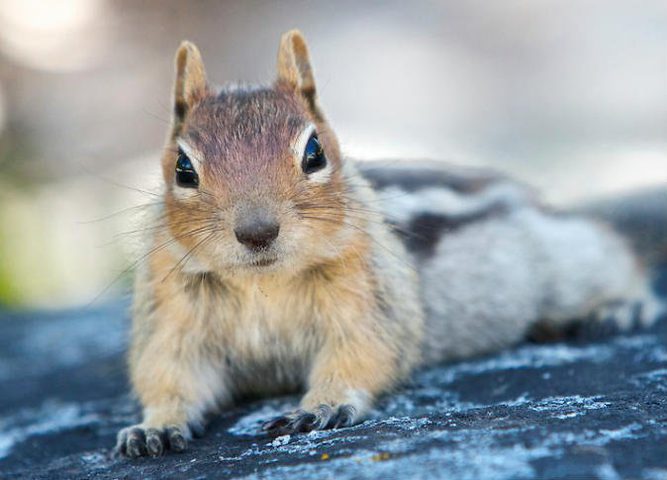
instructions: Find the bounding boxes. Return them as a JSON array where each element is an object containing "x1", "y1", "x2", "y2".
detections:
[
  {"x1": 276, "y1": 30, "x2": 318, "y2": 112},
  {"x1": 172, "y1": 41, "x2": 209, "y2": 126}
]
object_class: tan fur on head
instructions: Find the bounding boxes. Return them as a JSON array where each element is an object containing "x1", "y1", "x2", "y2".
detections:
[
  {"x1": 157, "y1": 32, "x2": 349, "y2": 277},
  {"x1": 173, "y1": 41, "x2": 209, "y2": 128}
]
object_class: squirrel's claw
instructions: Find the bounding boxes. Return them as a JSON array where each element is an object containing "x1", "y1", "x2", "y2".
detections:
[
  {"x1": 261, "y1": 404, "x2": 357, "y2": 436},
  {"x1": 114, "y1": 424, "x2": 189, "y2": 458}
]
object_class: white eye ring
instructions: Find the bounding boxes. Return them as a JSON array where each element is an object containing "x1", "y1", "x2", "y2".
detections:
[
  {"x1": 291, "y1": 124, "x2": 316, "y2": 158},
  {"x1": 172, "y1": 140, "x2": 204, "y2": 198},
  {"x1": 291, "y1": 124, "x2": 331, "y2": 184},
  {"x1": 176, "y1": 140, "x2": 204, "y2": 171}
]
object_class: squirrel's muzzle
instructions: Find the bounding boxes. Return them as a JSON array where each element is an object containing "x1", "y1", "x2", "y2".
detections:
[{"x1": 234, "y1": 210, "x2": 280, "y2": 251}]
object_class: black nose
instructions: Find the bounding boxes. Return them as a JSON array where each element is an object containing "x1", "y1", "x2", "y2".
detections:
[{"x1": 234, "y1": 218, "x2": 280, "y2": 250}]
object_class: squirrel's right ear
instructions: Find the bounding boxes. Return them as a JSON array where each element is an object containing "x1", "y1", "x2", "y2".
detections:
[
  {"x1": 172, "y1": 41, "x2": 209, "y2": 126},
  {"x1": 276, "y1": 30, "x2": 319, "y2": 114}
]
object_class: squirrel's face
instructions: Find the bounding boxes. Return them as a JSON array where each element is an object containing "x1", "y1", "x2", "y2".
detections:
[{"x1": 159, "y1": 32, "x2": 353, "y2": 275}]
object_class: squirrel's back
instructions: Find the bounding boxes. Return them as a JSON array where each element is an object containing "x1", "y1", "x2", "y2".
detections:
[{"x1": 360, "y1": 160, "x2": 664, "y2": 361}]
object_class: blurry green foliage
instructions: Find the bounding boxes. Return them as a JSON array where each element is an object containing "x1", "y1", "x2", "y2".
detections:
[{"x1": 0, "y1": 227, "x2": 22, "y2": 306}]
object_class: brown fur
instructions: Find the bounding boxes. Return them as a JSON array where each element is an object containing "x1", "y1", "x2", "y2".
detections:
[
  {"x1": 116, "y1": 29, "x2": 659, "y2": 459},
  {"x1": 116, "y1": 31, "x2": 423, "y2": 457}
]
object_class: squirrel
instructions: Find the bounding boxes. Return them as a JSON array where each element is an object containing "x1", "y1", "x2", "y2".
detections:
[{"x1": 115, "y1": 30, "x2": 662, "y2": 457}]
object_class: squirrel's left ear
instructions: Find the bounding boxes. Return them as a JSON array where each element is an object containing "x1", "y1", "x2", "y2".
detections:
[{"x1": 276, "y1": 30, "x2": 319, "y2": 113}]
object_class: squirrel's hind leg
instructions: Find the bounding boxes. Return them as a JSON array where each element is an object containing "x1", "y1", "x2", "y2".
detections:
[
  {"x1": 530, "y1": 286, "x2": 664, "y2": 343},
  {"x1": 527, "y1": 214, "x2": 665, "y2": 343}
]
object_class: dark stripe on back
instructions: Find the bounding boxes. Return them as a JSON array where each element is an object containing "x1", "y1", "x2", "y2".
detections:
[
  {"x1": 358, "y1": 161, "x2": 501, "y2": 194},
  {"x1": 392, "y1": 204, "x2": 509, "y2": 261}
]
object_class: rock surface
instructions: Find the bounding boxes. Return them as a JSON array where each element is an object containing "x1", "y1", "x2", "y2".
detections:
[{"x1": 1, "y1": 268, "x2": 666, "y2": 480}]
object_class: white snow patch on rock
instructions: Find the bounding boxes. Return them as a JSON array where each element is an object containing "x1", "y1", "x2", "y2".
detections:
[
  {"x1": 419, "y1": 343, "x2": 614, "y2": 386},
  {"x1": 270, "y1": 435, "x2": 291, "y2": 447}
]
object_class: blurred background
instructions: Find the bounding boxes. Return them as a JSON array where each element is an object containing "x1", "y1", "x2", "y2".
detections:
[{"x1": 0, "y1": 0, "x2": 665, "y2": 309}]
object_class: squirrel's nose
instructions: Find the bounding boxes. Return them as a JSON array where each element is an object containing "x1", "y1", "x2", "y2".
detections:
[{"x1": 234, "y1": 217, "x2": 280, "y2": 250}]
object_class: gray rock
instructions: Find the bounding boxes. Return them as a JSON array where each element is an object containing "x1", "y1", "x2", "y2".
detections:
[{"x1": 1, "y1": 270, "x2": 666, "y2": 479}]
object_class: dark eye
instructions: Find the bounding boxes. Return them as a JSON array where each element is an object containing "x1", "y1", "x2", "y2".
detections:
[
  {"x1": 302, "y1": 134, "x2": 327, "y2": 175},
  {"x1": 175, "y1": 149, "x2": 199, "y2": 188}
]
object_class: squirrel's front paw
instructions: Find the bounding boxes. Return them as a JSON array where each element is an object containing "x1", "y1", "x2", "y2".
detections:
[
  {"x1": 261, "y1": 404, "x2": 358, "y2": 436},
  {"x1": 115, "y1": 424, "x2": 195, "y2": 458}
]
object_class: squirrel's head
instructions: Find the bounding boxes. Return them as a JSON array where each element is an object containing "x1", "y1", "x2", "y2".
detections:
[{"x1": 160, "y1": 31, "x2": 354, "y2": 275}]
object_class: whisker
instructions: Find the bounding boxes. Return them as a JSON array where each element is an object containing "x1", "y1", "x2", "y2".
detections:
[
  {"x1": 113, "y1": 210, "x2": 217, "y2": 238},
  {"x1": 142, "y1": 107, "x2": 172, "y2": 126},
  {"x1": 161, "y1": 230, "x2": 219, "y2": 282},
  {"x1": 300, "y1": 214, "x2": 416, "y2": 272},
  {"x1": 88, "y1": 224, "x2": 219, "y2": 307},
  {"x1": 77, "y1": 201, "x2": 165, "y2": 224},
  {"x1": 298, "y1": 206, "x2": 427, "y2": 242}
]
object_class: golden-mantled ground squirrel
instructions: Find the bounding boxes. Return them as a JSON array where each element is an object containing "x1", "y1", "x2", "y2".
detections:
[{"x1": 116, "y1": 30, "x2": 661, "y2": 457}]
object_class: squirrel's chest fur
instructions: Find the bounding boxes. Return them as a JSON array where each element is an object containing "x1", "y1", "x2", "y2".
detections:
[
  {"x1": 226, "y1": 278, "x2": 326, "y2": 390},
  {"x1": 197, "y1": 272, "x2": 324, "y2": 393},
  {"x1": 139, "y1": 252, "x2": 367, "y2": 396}
]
